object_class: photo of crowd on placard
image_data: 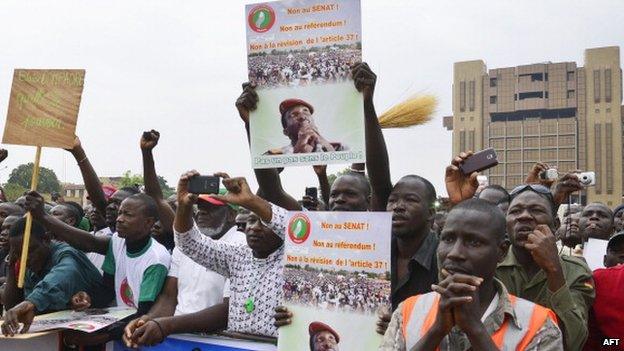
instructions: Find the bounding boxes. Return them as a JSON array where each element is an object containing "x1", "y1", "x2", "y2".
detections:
[
  {"x1": 283, "y1": 265, "x2": 390, "y2": 314},
  {"x1": 248, "y1": 45, "x2": 361, "y2": 88}
]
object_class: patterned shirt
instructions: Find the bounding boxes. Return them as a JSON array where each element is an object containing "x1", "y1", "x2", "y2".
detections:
[{"x1": 175, "y1": 203, "x2": 287, "y2": 337}]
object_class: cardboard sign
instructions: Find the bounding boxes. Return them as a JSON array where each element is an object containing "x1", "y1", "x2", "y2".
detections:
[
  {"x1": 245, "y1": 0, "x2": 365, "y2": 169},
  {"x1": 3, "y1": 69, "x2": 85, "y2": 148},
  {"x1": 278, "y1": 211, "x2": 391, "y2": 350}
]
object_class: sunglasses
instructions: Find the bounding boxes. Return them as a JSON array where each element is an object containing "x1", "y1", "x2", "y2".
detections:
[{"x1": 509, "y1": 184, "x2": 557, "y2": 213}]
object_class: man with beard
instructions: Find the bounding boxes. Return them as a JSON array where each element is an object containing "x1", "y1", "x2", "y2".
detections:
[
  {"x1": 380, "y1": 199, "x2": 562, "y2": 350},
  {"x1": 235, "y1": 63, "x2": 381, "y2": 212},
  {"x1": 309, "y1": 321, "x2": 340, "y2": 351},
  {"x1": 579, "y1": 202, "x2": 615, "y2": 241},
  {"x1": 123, "y1": 188, "x2": 245, "y2": 347},
  {"x1": 140, "y1": 171, "x2": 287, "y2": 340},
  {"x1": 265, "y1": 99, "x2": 348, "y2": 155}
]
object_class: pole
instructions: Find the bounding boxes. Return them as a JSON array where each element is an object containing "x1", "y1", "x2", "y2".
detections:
[{"x1": 17, "y1": 146, "x2": 42, "y2": 288}]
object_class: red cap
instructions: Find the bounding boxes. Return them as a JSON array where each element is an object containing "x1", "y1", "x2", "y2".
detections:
[
  {"x1": 308, "y1": 321, "x2": 339, "y2": 343},
  {"x1": 197, "y1": 194, "x2": 226, "y2": 206},
  {"x1": 279, "y1": 98, "x2": 314, "y2": 116}
]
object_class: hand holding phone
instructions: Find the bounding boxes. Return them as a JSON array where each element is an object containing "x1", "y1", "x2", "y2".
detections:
[
  {"x1": 459, "y1": 148, "x2": 499, "y2": 175},
  {"x1": 188, "y1": 175, "x2": 220, "y2": 194}
]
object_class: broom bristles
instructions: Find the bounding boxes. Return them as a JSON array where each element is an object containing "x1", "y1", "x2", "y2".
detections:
[{"x1": 378, "y1": 95, "x2": 437, "y2": 129}]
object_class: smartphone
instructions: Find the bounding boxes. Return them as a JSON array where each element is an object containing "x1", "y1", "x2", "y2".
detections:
[
  {"x1": 459, "y1": 148, "x2": 499, "y2": 175},
  {"x1": 188, "y1": 175, "x2": 220, "y2": 194},
  {"x1": 305, "y1": 187, "x2": 318, "y2": 201}
]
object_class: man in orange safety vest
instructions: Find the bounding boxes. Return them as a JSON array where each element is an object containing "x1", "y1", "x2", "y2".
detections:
[{"x1": 379, "y1": 199, "x2": 563, "y2": 350}]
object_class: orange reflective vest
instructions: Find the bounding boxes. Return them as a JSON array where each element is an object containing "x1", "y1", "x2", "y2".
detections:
[{"x1": 401, "y1": 292, "x2": 558, "y2": 350}]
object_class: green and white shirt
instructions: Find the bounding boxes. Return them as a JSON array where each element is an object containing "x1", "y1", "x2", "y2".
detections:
[{"x1": 102, "y1": 233, "x2": 171, "y2": 308}]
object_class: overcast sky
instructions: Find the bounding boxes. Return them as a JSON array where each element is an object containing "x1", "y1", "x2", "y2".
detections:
[{"x1": 0, "y1": 0, "x2": 622, "y2": 198}]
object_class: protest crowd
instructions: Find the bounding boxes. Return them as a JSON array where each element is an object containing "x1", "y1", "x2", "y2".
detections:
[
  {"x1": 248, "y1": 48, "x2": 360, "y2": 88},
  {"x1": 0, "y1": 23, "x2": 621, "y2": 351},
  {"x1": 283, "y1": 267, "x2": 389, "y2": 314}
]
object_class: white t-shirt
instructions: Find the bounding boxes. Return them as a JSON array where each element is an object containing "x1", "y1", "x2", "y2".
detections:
[
  {"x1": 102, "y1": 233, "x2": 171, "y2": 308},
  {"x1": 169, "y1": 226, "x2": 246, "y2": 316},
  {"x1": 86, "y1": 227, "x2": 113, "y2": 274}
]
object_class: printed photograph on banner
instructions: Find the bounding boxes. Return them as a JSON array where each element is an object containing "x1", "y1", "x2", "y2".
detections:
[
  {"x1": 245, "y1": 0, "x2": 365, "y2": 169},
  {"x1": 27, "y1": 307, "x2": 136, "y2": 334},
  {"x1": 278, "y1": 211, "x2": 391, "y2": 351}
]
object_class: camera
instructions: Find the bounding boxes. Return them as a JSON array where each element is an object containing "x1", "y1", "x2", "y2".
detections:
[
  {"x1": 539, "y1": 169, "x2": 559, "y2": 181},
  {"x1": 576, "y1": 171, "x2": 596, "y2": 187}
]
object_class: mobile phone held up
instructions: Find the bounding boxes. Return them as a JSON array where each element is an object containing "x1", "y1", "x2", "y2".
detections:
[
  {"x1": 188, "y1": 175, "x2": 220, "y2": 194},
  {"x1": 305, "y1": 187, "x2": 318, "y2": 201},
  {"x1": 459, "y1": 148, "x2": 499, "y2": 175}
]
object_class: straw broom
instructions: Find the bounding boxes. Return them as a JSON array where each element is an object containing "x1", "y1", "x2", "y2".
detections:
[{"x1": 378, "y1": 95, "x2": 437, "y2": 129}]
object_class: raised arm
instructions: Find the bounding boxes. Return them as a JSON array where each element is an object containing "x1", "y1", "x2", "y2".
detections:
[
  {"x1": 314, "y1": 165, "x2": 331, "y2": 206},
  {"x1": 65, "y1": 137, "x2": 107, "y2": 215},
  {"x1": 24, "y1": 191, "x2": 109, "y2": 254},
  {"x1": 352, "y1": 63, "x2": 392, "y2": 211},
  {"x1": 235, "y1": 83, "x2": 302, "y2": 210},
  {"x1": 140, "y1": 130, "x2": 175, "y2": 234}
]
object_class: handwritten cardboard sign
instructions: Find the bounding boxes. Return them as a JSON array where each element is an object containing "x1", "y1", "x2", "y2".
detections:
[{"x1": 3, "y1": 69, "x2": 85, "y2": 148}]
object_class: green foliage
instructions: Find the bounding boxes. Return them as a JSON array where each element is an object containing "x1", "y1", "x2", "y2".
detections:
[
  {"x1": 158, "y1": 176, "x2": 175, "y2": 198},
  {"x1": 118, "y1": 170, "x2": 144, "y2": 189},
  {"x1": 7, "y1": 163, "x2": 61, "y2": 194},
  {"x1": 3, "y1": 182, "x2": 28, "y2": 202},
  {"x1": 327, "y1": 168, "x2": 360, "y2": 189}
]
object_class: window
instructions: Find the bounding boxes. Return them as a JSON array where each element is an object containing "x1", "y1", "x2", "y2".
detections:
[
  {"x1": 567, "y1": 71, "x2": 574, "y2": 81},
  {"x1": 595, "y1": 123, "x2": 602, "y2": 193},
  {"x1": 514, "y1": 94, "x2": 517, "y2": 101},
  {"x1": 468, "y1": 130, "x2": 475, "y2": 151},
  {"x1": 593, "y1": 70, "x2": 601, "y2": 103},
  {"x1": 567, "y1": 90, "x2": 575, "y2": 99},
  {"x1": 460, "y1": 81, "x2": 466, "y2": 112},
  {"x1": 469, "y1": 80, "x2": 475, "y2": 111},
  {"x1": 606, "y1": 122, "x2": 613, "y2": 193},
  {"x1": 490, "y1": 96, "x2": 497, "y2": 104},
  {"x1": 518, "y1": 91, "x2": 544, "y2": 100},
  {"x1": 544, "y1": 73, "x2": 548, "y2": 81},
  {"x1": 490, "y1": 78, "x2": 497, "y2": 87},
  {"x1": 519, "y1": 73, "x2": 544, "y2": 81},
  {"x1": 545, "y1": 91, "x2": 549, "y2": 99},
  {"x1": 459, "y1": 130, "x2": 466, "y2": 152},
  {"x1": 605, "y1": 69, "x2": 612, "y2": 103}
]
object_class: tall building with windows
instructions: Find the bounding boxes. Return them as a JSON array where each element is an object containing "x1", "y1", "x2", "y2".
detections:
[{"x1": 443, "y1": 46, "x2": 623, "y2": 206}]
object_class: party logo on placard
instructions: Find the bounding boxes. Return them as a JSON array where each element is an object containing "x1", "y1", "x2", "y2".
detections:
[
  {"x1": 248, "y1": 4, "x2": 276, "y2": 33},
  {"x1": 288, "y1": 213, "x2": 311, "y2": 244}
]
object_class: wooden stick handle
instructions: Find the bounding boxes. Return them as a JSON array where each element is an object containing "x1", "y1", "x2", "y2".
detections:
[{"x1": 17, "y1": 146, "x2": 42, "y2": 288}]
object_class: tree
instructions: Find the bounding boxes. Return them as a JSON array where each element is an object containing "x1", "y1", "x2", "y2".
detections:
[
  {"x1": 327, "y1": 168, "x2": 371, "y2": 189},
  {"x1": 7, "y1": 163, "x2": 61, "y2": 194},
  {"x1": 118, "y1": 170, "x2": 144, "y2": 189},
  {"x1": 117, "y1": 171, "x2": 174, "y2": 197},
  {"x1": 2, "y1": 182, "x2": 28, "y2": 202},
  {"x1": 157, "y1": 176, "x2": 175, "y2": 198}
]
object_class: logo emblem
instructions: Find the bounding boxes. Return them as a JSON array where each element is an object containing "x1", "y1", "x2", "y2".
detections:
[
  {"x1": 248, "y1": 4, "x2": 276, "y2": 33},
  {"x1": 119, "y1": 277, "x2": 136, "y2": 307},
  {"x1": 288, "y1": 213, "x2": 312, "y2": 244}
]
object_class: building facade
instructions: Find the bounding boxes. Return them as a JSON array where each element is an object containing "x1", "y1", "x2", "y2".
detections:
[{"x1": 444, "y1": 46, "x2": 623, "y2": 206}]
